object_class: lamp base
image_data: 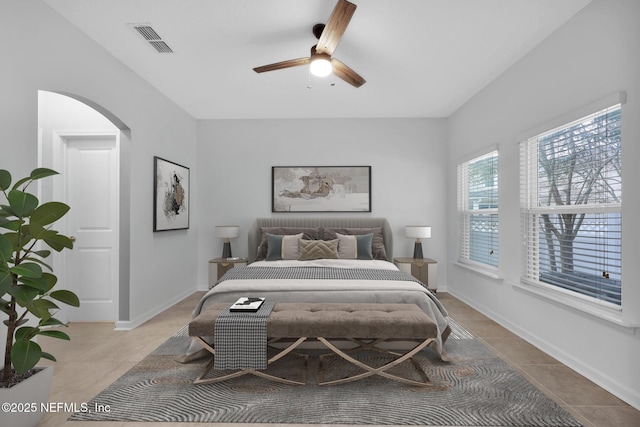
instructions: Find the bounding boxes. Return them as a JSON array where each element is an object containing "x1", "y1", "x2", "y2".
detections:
[
  {"x1": 413, "y1": 242, "x2": 423, "y2": 259},
  {"x1": 222, "y1": 242, "x2": 232, "y2": 259}
]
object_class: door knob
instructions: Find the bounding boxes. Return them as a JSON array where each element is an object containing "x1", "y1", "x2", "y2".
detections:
[{"x1": 70, "y1": 236, "x2": 76, "y2": 242}]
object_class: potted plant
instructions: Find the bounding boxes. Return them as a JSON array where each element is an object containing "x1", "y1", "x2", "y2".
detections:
[{"x1": 0, "y1": 168, "x2": 79, "y2": 426}]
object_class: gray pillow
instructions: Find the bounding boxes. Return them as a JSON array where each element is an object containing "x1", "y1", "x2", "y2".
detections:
[{"x1": 322, "y1": 227, "x2": 387, "y2": 260}]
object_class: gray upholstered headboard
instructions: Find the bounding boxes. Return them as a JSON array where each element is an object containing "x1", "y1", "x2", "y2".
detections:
[{"x1": 248, "y1": 217, "x2": 393, "y2": 263}]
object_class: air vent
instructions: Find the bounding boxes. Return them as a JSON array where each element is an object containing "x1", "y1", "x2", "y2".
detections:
[
  {"x1": 149, "y1": 41, "x2": 173, "y2": 53},
  {"x1": 130, "y1": 24, "x2": 174, "y2": 53}
]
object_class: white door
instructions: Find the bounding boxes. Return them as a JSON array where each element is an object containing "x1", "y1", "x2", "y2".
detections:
[{"x1": 54, "y1": 133, "x2": 119, "y2": 322}]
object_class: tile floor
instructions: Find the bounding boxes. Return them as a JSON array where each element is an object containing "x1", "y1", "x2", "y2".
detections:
[{"x1": 34, "y1": 292, "x2": 640, "y2": 427}]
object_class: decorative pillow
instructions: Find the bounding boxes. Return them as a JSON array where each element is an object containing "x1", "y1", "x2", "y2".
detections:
[
  {"x1": 298, "y1": 239, "x2": 339, "y2": 260},
  {"x1": 256, "y1": 227, "x2": 321, "y2": 260},
  {"x1": 336, "y1": 232, "x2": 374, "y2": 260},
  {"x1": 265, "y1": 233, "x2": 303, "y2": 261},
  {"x1": 322, "y1": 227, "x2": 387, "y2": 260}
]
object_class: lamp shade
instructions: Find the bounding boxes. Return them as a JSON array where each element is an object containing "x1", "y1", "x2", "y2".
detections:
[
  {"x1": 310, "y1": 54, "x2": 332, "y2": 77},
  {"x1": 405, "y1": 226, "x2": 431, "y2": 239},
  {"x1": 214, "y1": 225, "x2": 239, "y2": 240}
]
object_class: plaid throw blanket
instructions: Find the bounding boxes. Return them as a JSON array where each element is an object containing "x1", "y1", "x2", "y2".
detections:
[
  {"x1": 215, "y1": 266, "x2": 430, "y2": 291},
  {"x1": 213, "y1": 301, "x2": 275, "y2": 370}
]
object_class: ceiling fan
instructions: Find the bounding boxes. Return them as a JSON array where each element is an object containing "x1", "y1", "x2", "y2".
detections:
[{"x1": 253, "y1": 0, "x2": 366, "y2": 88}]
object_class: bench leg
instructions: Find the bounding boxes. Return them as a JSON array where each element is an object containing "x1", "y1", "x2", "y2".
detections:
[
  {"x1": 192, "y1": 336, "x2": 309, "y2": 385},
  {"x1": 317, "y1": 337, "x2": 435, "y2": 387}
]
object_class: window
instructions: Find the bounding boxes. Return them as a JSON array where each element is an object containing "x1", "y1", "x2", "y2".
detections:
[
  {"x1": 457, "y1": 150, "x2": 499, "y2": 269},
  {"x1": 520, "y1": 105, "x2": 622, "y2": 307}
]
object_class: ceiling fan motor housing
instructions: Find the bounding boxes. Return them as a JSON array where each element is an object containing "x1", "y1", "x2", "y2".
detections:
[{"x1": 313, "y1": 23, "x2": 325, "y2": 39}]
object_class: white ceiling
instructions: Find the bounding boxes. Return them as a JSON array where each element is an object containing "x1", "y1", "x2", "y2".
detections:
[{"x1": 42, "y1": 0, "x2": 591, "y2": 120}]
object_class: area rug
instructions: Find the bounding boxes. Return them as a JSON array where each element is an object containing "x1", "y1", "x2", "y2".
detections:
[{"x1": 69, "y1": 319, "x2": 581, "y2": 426}]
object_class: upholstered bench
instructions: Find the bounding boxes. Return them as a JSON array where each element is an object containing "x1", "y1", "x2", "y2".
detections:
[{"x1": 188, "y1": 302, "x2": 438, "y2": 387}]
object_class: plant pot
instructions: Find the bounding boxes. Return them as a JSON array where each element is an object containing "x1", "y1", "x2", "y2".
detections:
[{"x1": 0, "y1": 366, "x2": 54, "y2": 427}]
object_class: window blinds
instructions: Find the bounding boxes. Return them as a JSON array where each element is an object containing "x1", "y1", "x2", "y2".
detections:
[
  {"x1": 520, "y1": 105, "x2": 622, "y2": 306},
  {"x1": 458, "y1": 150, "x2": 499, "y2": 268}
]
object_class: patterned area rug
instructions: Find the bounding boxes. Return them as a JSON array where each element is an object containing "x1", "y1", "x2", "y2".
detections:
[{"x1": 69, "y1": 320, "x2": 581, "y2": 426}]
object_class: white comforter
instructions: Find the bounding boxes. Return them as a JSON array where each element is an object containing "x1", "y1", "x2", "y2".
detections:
[{"x1": 191, "y1": 259, "x2": 450, "y2": 358}]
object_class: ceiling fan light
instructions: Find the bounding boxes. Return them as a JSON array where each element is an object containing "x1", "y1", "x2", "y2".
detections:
[{"x1": 310, "y1": 56, "x2": 332, "y2": 77}]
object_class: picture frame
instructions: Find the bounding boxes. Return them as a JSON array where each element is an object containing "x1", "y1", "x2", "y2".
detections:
[
  {"x1": 272, "y1": 166, "x2": 371, "y2": 213},
  {"x1": 154, "y1": 156, "x2": 190, "y2": 231}
]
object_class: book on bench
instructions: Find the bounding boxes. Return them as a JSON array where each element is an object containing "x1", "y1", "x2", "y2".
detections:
[{"x1": 229, "y1": 297, "x2": 265, "y2": 312}]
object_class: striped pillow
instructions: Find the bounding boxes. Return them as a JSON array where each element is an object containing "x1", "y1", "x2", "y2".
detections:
[
  {"x1": 336, "y1": 233, "x2": 374, "y2": 260},
  {"x1": 265, "y1": 233, "x2": 303, "y2": 261}
]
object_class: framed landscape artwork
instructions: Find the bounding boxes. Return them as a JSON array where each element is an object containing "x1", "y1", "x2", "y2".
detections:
[
  {"x1": 272, "y1": 166, "x2": 371, "y2": 212},
  {"x1": 154, "y1": 156, "x2": 190, "y2": 231}
]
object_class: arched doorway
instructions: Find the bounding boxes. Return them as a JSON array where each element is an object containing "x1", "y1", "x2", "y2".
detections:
[{"x1": 38, "y1": 91, "x2": 130, "y2": 323}]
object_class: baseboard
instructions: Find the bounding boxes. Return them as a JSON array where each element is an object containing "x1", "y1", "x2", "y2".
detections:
[
  {"x1": 114, "y1": 288, "x2": 194, "y2": 331},
  {"x1": 446, "y1": 288, "x2": 640, "y2": 411}
]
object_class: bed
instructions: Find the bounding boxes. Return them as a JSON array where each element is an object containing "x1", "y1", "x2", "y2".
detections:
[{"x1": 189, "y1": 217, "x2": 451, "y2": 360}]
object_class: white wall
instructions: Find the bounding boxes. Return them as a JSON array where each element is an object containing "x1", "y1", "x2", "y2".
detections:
[
  {"x1": 447, "y1": 0, "x2": 640, "y2": 409},
  {"x1": 196, "y1": 118, "x2": 448, "y2": 290},
  {"x1": 1, "y1": 1, "x2": 198, "y2": 328}
]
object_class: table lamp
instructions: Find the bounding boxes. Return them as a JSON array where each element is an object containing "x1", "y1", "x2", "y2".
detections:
[
  {"x1": 214, "y1": 225, "x2": 239, "y2": 258},
  {"x1": 405, "y1": 225, "x2": 431, "y2": 259}
]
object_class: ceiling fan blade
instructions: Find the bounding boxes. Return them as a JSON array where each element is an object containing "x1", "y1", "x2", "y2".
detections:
[
  {"x1": 316, "y1": 0, "x2": 357, "y2": 56},
  {"x1": 332, "y1": 58, "x2": 366, "y2": 88},
  {"x1": 253, "y1": 57, "x2": 310, "y2": 73}
]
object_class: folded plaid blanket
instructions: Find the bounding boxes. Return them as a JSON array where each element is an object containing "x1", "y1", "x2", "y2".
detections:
[{"x1": 213, "y1": 301, "x2": 276, "y2": 370}]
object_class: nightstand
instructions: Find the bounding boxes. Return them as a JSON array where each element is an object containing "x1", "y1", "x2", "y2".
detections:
[
  {"x1": 394, "y1": 257, "x2": 438, "y2": 292},
  {"x1": 208, "y1": 257, "x2": 247, "y2": 288}
]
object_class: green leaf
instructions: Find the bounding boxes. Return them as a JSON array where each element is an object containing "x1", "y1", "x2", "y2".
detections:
[
  {"x1": 34, "y1": 298, "x2": 59, "y2": 311},
  {"x1": 50, "y1": 290, "x2": 80, "y2": 307},
  {"x1": 10, "y1": 177, "x2": 32, "y2": 191},
  {"x1": 40, "y1": 317, "x2": 65, "y2": 327},
  {"x1": 18, "y1": 276, "x2": 50, "y2": 291},
  {"x1": 38, "y1": 330, "x2": 70, "y2": 340},
  {"x1": 0, "y1": 218, "x2": 23, "y2": 231},
  {"x1": 28, "y1": 221, "x2": 46, "y2": 239},
  {"x1": 2, "y1": 231, "x2": 21, "y2": 248},
  {"x1": 24, "y1": 256, "x2": 53, "y2": 272},
  {"x1": 15, "y1": 326, "x2": 38, "y2": 341},
  {"x1": 9, "y1": 169, "x2": 55, "y2": 192},
  {"x1": 10, "y1": 262, "x2": 43, "y2": 278},
  {"x1": 29, "y1": 201, "x2": 70, "y2": 227},
  {"x1": 40, "y1": 352, "x2": 56, "y2": 362},
  {"x1": 9, "y1": 286, "x2": 40, "y2": 307},
  {"x1": 43, "y1": 233, "x2": 73, "y2": 252},
  {"x1": 0, "y1": 170, "x2": 11, "y2": 191},
  {"x1": 8, "y1": 190, "x2": 39, "y2": 217},
  {"x1": 27, "y1": 224, "x2": 56, "y2": 241},
  {"x1": 0, "y1": 234, "x2": 13, "y2": 263},
  {"x1": 0, "y1": 271, "x2": 12, "y2": 295},
  {"x1": 32, "y1": 249, "x2": 52, "y2": 258},
  {"x1": 30, "y1": 168, "x2": 59, "y2": 180},
  {"x1": 40, "y1": 272, "x2": 57, "y2": 291},
  {"x1": 0, "y1": 204, "x2": 16, "y2": 216},
  {"x1": 31, "y1": 299, "x2": 58, "y2": 321},
  {"x1": 11, "y1": 339, "x2": 42, "y2": 375}
]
